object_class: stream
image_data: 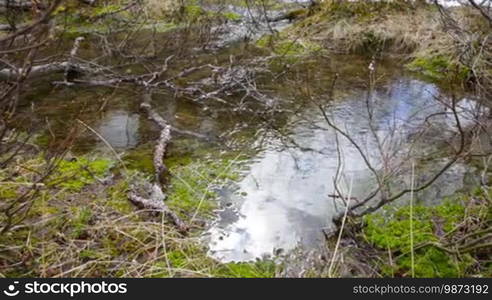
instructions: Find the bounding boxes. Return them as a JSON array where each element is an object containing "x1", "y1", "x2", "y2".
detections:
[
  {"x1": 14, "y1": 0, "x2": 484, "y2": 263},
  {"x1": 206, "y1": 64, "x2": 481, "y2": 262}
]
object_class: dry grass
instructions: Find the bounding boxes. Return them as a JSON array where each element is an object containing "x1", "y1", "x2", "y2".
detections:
[
  {"x1": 295, "y1": 5, "x2": 442, "y2": 54},
  {"x1": 289, "y1": 2, "x2": 491, "y2": 94}
]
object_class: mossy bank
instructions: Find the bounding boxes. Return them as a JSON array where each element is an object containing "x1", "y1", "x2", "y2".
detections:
[{"x1": 0, "y1": 146, "x2": 276, "y2": 277}]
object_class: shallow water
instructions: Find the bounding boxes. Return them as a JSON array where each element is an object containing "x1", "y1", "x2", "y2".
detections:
[
  {"x1": 207, "y1": 73, "x2": 481, "y2": 262},
  {"x1": 96, "y1": 110, "x2": 141, "y2": 150},
  {"x1": 17, "y1": 53, "x2": 480, "y2": 263},
  {"x1": 13, "y1": 0, "x2": 484, "y2": 264}
]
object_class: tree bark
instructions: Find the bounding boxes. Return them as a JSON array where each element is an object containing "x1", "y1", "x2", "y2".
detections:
[
  {"x1": 0, "y1": 0, "x2": 37, "y2": 11},
  {"x1": 129, "y1": 183, "x2": 188, "y2": 233},
  {"x1": 128, "y1": 91, "x2": 188, "y2": 234},
  {"x1": 0, "y1": 62, "x2": 99, "y2": 81}
]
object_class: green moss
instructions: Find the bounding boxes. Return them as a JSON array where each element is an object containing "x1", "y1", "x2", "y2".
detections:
[
  {"x1": 167, "y1": 250, "x2": 189, "y2": 269},
  {"x1": 214, "y1": 261, "x2": 276, "y2": 278},
  {"x1": 70, "y1": 207, "x2": 92, "y2": 238},
  {"x1": 222, "y1": 11, "x2": 242, "y2": 21},
  {"x1": 30, "y1": 191, "x2": 60, "y2": 216},
  {"x1": 166, "y1": 155, "x2": 241, "y2": 218},
  {"x1": 406, "y1": 55, "x2": 471, "y2": 82},
  {"x1": 123, "y1": 146, "x2": 155, "y2": 174},
  {"x1": 79, "y1": 249, "x2": 101, "y2": 260},
  {"x1": 397, "y1": 247, "x2": 473, "y2": 277},
  {"x1": 34, "y1": 133, "x2": 51, "y2": 148},
  {"x1": 90, "y1": 4, "x2": 122, "y2": 18},
  {"x1": 48, "y1": 157, "x2": 112, "y2": 191},
  {"x1": 365, "y1": 206, "x2": 435, "y2": 250},
  {"x1": 184, "y1": 5, "x2": 205, "y2": 19},
  {"x1": 106, "y1": 179, "x2": 133, "y2": 214},
  {"x1": 0, "y1": 183, "x2": 18, "y2": 200},
  {"x1": 364, "y1": 199, "x2": 473, "y2": 277}
]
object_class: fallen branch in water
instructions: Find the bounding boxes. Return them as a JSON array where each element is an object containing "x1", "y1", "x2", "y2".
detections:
[
  {"x1": 0, "y1": 0, "x2": 39, "y2": 12},
  {"x1": 128, "y1": 91, "x2": 188, "y2": 234},
  {"x1": 140, "y1": 93, "x2": 171, "y2": 183},
  {"x1": 64, "y1": 37, "x2": 85, "y2": 83},
  {"x1": 128, "y1": 182, "x2": 188, "y2": 233},
  {"x1": 0, "y1": 24, "x2": 15, "y2": 31},
  {"x1": 0, "y1": 61, "x2": 100, "y2": 81}
]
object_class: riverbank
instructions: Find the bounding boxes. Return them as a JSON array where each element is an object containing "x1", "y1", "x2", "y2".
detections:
[
  {"x1": 262, "y1": 1, "x2": 490, "y2": 92},
  {"x1": 267, "y1": 1, "x2": 491, "y2": 277},
  {"x1": 1, "y1": 0, "x2": 490, "y2": 278},
  {"x1": 0, "y1": 148, "x2": 276, "y2": 277}
]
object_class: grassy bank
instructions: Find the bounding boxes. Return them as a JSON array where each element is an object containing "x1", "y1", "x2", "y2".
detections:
[
  {"x1": 281, "y1": 1, "x2": 490, "y2": 88},
  {"x1": 0, "y1": 146, "x2": 275, "y2": 277},
  {"x1": 282, "y1": 187, "x2": 491, "y2": 278},
  {"x1": 363, "y1": 189, "x2": 491, "y2": 277}
]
